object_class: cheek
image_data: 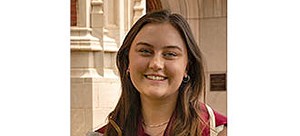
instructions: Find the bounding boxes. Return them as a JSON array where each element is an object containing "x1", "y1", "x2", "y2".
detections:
[
  {"x1": 129, "y1": 55, "x2": 148, "y2": 72},
  {"x1": 165, "y1": 62, "x2": 186, "y2": 81}
]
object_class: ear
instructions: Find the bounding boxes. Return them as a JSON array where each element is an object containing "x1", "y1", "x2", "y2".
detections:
[
  {"x1": 185, "y1": 66, "x2": 189, "y2": 75},
  {"x1": 184, "y1": 71, "x2": 188, "y2": 77},
  {"x1": 185, "y1": 61, "x2": 190, "y2": 72}
]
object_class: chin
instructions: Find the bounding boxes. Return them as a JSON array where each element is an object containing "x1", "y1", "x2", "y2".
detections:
[{"x1": 142, "y1": 89, "x2": 167, "y2": 99}]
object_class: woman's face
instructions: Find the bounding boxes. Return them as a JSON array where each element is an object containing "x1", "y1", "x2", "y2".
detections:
[{"x1": 128, "y1": 22, "x2": 188, "y2": 100}]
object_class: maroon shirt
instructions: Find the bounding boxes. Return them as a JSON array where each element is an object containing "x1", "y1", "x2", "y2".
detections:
[{"x1": 96, "y1": 103, "x2": 227, "y2": 136}]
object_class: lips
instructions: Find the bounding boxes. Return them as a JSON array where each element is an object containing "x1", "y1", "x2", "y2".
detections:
[{"x1": 144, "y1": 74, "x2": 167, "y2": 81}]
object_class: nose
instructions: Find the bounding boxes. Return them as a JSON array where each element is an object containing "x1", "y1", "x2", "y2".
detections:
[{"x1": 149, "y1": 55, "x2": 164, "y2": 71}]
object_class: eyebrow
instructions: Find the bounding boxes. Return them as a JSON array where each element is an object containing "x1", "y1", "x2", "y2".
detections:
[{"x1": 136, "y1": 42, "x2": 183, "y2": 51}]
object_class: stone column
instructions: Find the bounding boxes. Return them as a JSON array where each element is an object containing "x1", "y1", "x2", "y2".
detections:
[
  {"x1": 102, "y1": 0, "x2": 119, "y2": 78},
  {"x1": 133, "y1": 0, "x2": 146, "y2": 24},
  {"x1": 70, "y1": 0, "x2": 105, "y2": 135},
  {"x1": 91, "y1": 0, "x2": 121, "y2": 130}
]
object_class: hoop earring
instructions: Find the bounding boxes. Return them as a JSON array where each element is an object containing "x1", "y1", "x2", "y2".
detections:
[{"x1": 183, "y1": 75, "x2": 190, "y2": 83}]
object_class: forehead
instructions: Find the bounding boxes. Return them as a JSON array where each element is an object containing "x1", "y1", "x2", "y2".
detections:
[{"x1": 132, "y1": 22, "x2": 186, "y2": 49}]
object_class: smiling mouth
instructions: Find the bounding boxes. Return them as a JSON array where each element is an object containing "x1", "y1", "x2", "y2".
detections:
[{"x1": 145, "y1": 75, "x2": 167, "y2": 81}]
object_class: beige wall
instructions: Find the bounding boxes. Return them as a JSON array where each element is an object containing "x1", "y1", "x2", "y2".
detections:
[{"x1": 201, "y1": 17, "x2": 227, "y2": 115}]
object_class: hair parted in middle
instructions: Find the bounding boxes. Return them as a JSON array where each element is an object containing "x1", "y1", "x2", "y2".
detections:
[{"x1": 104, "y1": 9, "x2": 207, "y2": 136}]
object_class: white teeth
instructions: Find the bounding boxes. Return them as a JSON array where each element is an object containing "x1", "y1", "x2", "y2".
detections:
[{"x1": 146, "y1": 75, "x2": 165, "y2": 80}]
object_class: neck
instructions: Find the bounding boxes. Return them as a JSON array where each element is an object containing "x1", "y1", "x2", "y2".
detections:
[{"x1": 140, "y1": 92, "x2": 178, "y2": 126}]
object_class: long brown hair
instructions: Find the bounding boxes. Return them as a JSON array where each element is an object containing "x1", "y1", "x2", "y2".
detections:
[{"x1": 104, "y1": 10, "x2": 207, "y2": 136}]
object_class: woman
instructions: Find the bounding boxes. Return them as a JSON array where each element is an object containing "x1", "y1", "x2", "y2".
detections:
[{"x1": 96, "y1": 10, "x2": 227, "y2": 136}]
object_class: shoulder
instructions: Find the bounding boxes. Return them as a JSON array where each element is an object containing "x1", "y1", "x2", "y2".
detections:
[
  {"x1": 199, "y1": 103, "x2": 227, "y2": 136},
  {"x1": 200, "y1": 102, "x2": 227, "y2": 127},
  {"x1": 94, "y1": 125, "x2": 106, "y2": 134},
  {"x1": 212, "y1": 108, "x2": 227, "y2": 127}
]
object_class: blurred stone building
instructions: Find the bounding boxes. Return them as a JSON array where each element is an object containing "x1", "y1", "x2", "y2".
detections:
[{"x1": 71, "y1": 0, "x2": 227, "y2": 136}]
